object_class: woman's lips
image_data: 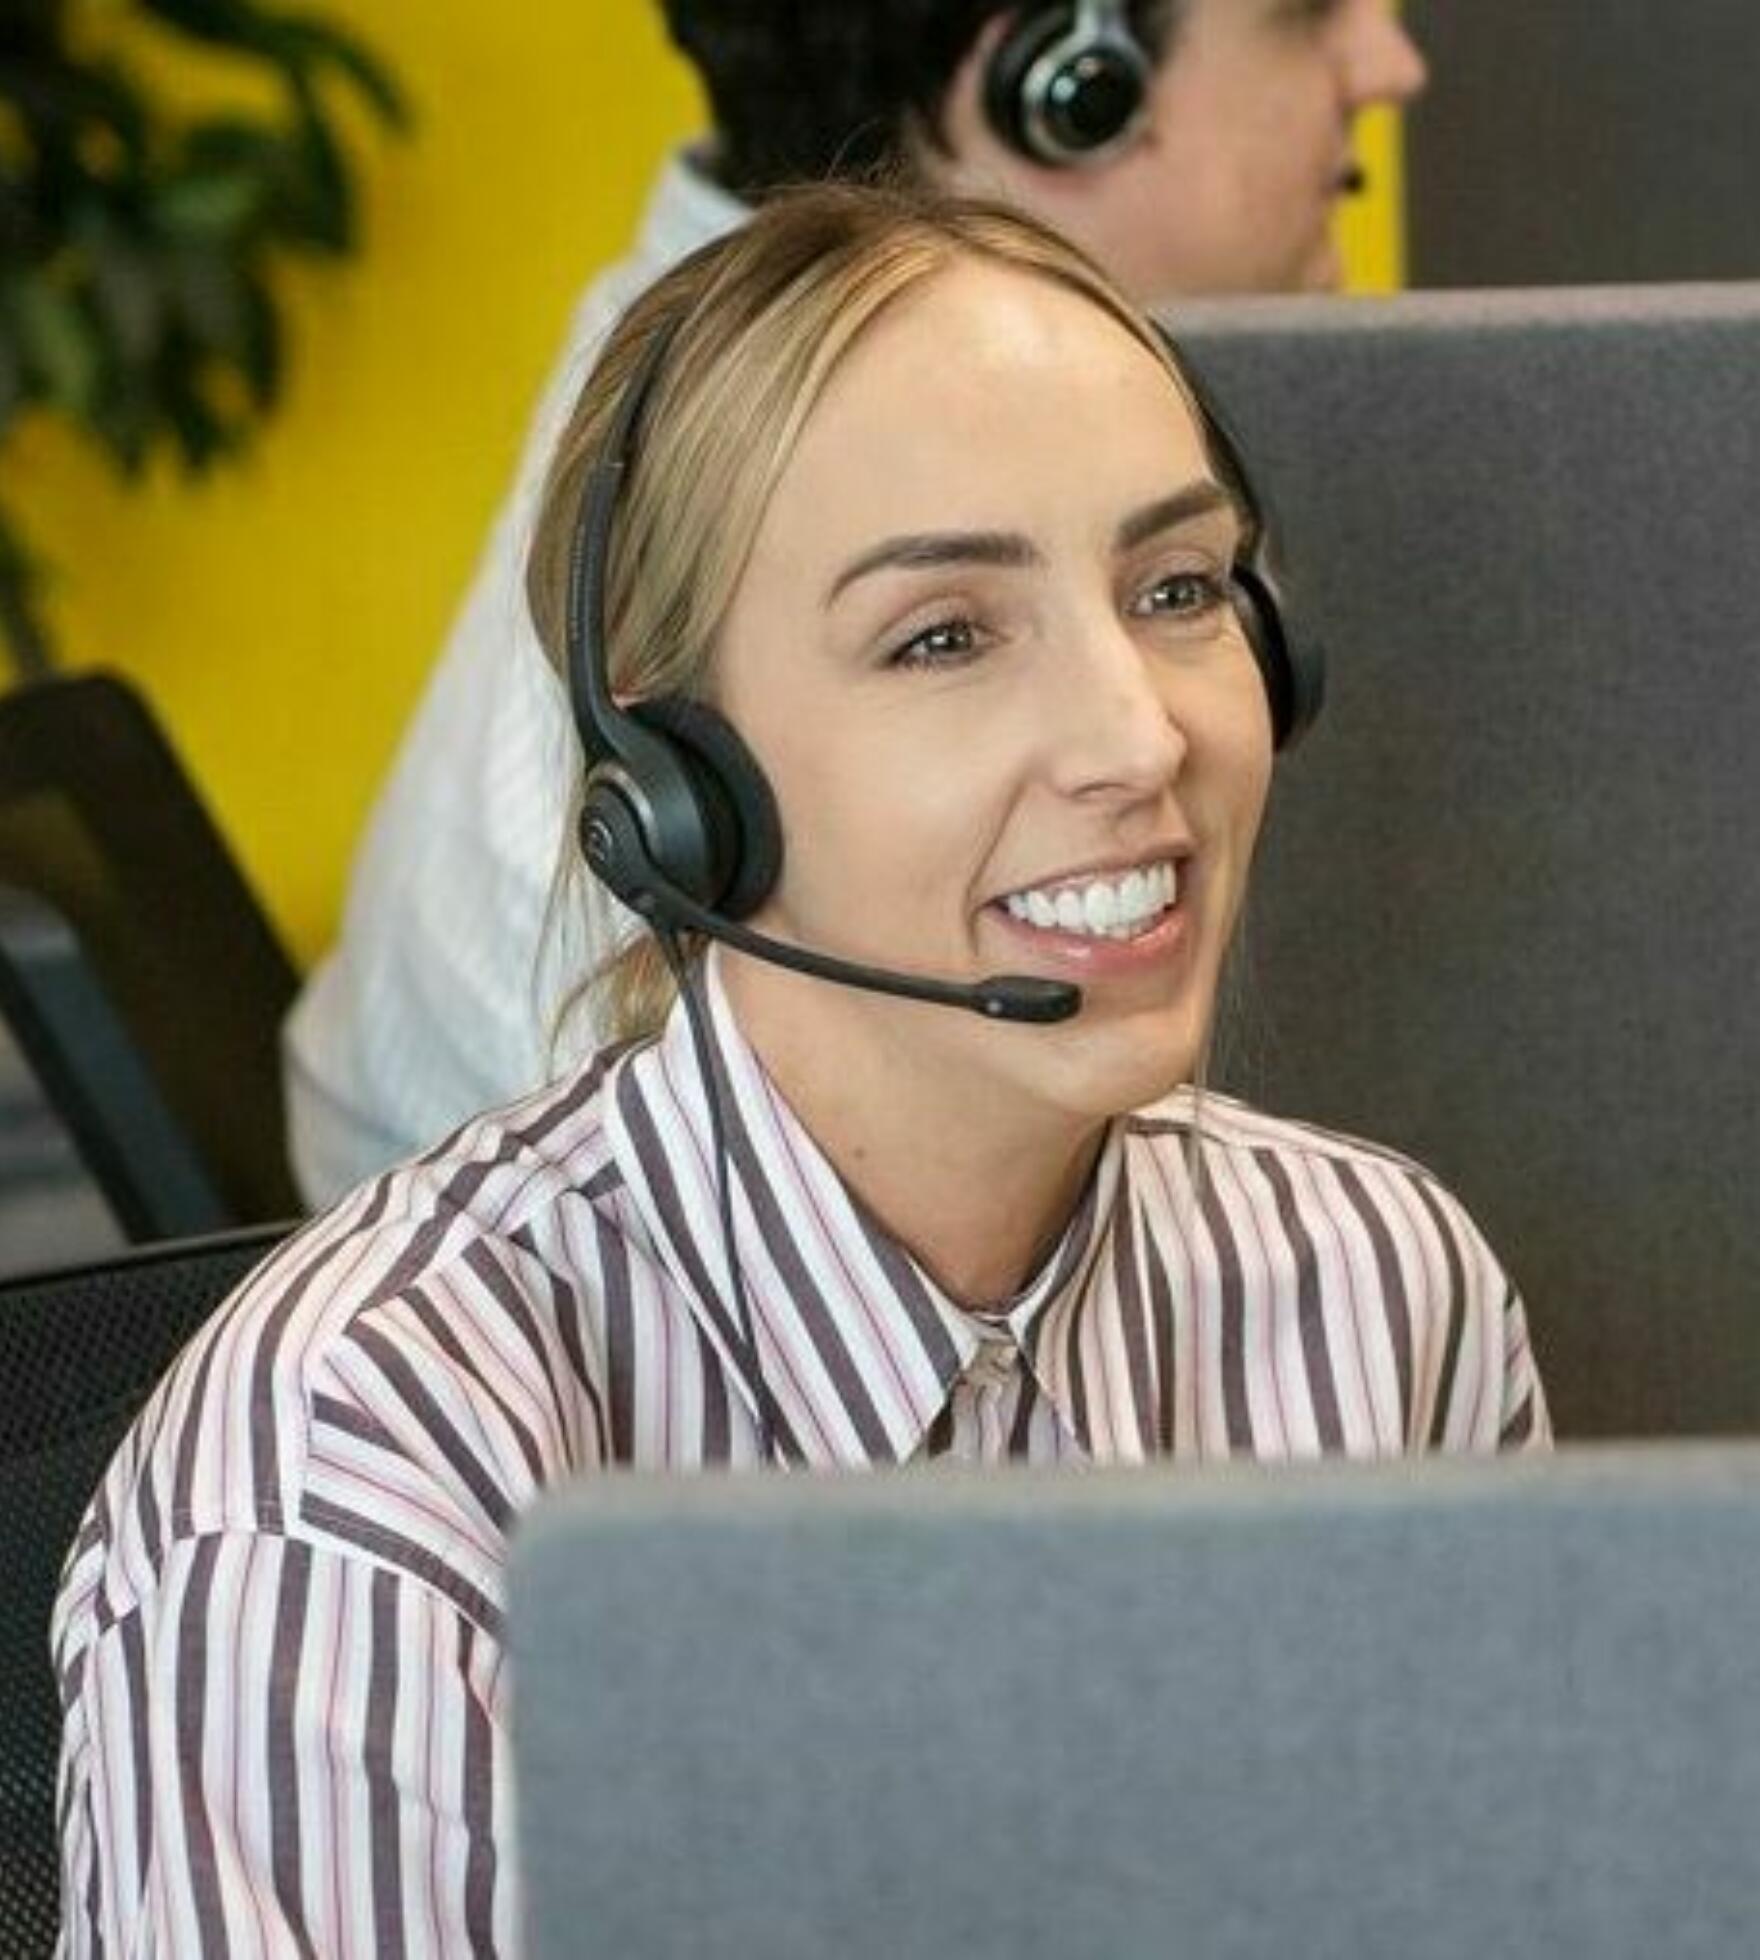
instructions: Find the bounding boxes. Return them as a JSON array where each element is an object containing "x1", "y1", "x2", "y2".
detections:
[{"x1": 985, "y1": 881, "x2": 1193, "y2": 978}]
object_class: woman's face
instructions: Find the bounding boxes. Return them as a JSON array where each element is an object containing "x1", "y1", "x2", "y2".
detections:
[{"x1": 714, "y1": 260, "x2": 1274, "y2": 1130}]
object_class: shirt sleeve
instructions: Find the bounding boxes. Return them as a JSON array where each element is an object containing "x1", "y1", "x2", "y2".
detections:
[
  {"x1": 1404, "y1": 1168, "x2": 1552, "y2": 1455},
  {"x1": 62, "y1": 1531, "x2": 515, "y2": 1959},
  {"x1": 1496, "y1": 1281, "x2": 1552, "y2": 1452}
]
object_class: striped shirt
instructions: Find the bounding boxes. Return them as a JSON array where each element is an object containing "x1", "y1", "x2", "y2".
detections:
[{"x1": 54, "y1": 961, "x2": 1549, "y2": 1955}]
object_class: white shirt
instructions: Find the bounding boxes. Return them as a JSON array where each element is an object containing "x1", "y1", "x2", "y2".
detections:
[
  {"x1": 283, "y1": 151, "x2": 746, "y2": 1204},
  {"x1": 59, "y1": 954, "x2": 1549, "y2": 1955}
]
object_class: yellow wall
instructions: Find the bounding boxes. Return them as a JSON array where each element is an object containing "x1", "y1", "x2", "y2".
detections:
[
  {"x1": 1335, "y1": 105, "x2": 1407, "y2": 293},
  {"x1": 16, "y1": 1, "x2": 702, "y2": 962},
  {"x1": 12, "y1": 5, "x2": 1404, "y2": 965}
]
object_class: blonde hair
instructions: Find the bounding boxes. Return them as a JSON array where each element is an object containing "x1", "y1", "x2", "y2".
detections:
[{"x1": 526, "y1": 180, "x2": 1198, "y2": 1048}]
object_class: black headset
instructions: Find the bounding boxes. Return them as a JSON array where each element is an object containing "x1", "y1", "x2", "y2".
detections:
[
  {"x1": 566, "y1": 321, "x2": 782, "y2": 928},
  {"x1": 565, "y1": 315, "x2": 1324, "y2": 972},
  {"x1": 984, "y1": 0, "x2": 1155, "y2": 166}
]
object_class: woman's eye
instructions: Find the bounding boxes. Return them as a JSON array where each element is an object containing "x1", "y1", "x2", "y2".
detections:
[
  {"x1": 1132, "y1": 570, "x2": 1230, "y2": 623},
  {"x1": 886, "y1": 617, "x2": 983, "y2": 670}
]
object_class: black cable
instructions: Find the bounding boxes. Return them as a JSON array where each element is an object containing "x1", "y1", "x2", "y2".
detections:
[{"x1": 657, "y1": 932, "x2": 782, "y2": 1467}]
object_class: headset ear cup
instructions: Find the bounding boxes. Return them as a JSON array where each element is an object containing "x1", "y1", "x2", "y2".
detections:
[
  {"x1": 983, "y1": 5, "x2": 1075, "y2": 156},
  {"x1": 1231, "y1": 562, "x2": 1324, "y2": 751},
  {"x1": 578, "y1": 771, "x2": 658, "y2": 911},
  {"x1": 631, "y1": 697, "x2": 783, "y2": 918},
  {"x1": 582, "y1": 702, "x2": 728, "y2": 905}
]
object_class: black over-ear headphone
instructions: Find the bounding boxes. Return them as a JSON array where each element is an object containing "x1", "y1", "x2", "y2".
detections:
[
  {"x1": 1171, "y1": 345, "x2": 1327, "y2": 750},
  {"x1": 567, "y1": 321, "x2": 784, "y2": 923},
  {"x1": 565, "y1": 312, "x2": 1323, "y2": 1020},
  {"x1": 984, "y1": 0, "x2": 1154, "y2": 166}
]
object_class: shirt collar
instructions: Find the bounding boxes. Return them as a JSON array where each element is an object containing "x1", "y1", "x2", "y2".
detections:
[{"x1": 604, "y1": 952, "x2": 1128, "y2": 1468}]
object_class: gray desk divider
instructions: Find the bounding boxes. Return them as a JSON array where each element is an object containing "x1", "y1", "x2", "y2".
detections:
[
  {"x1": 511, "y1": 1448, "x2": 1760, "y2": 1960},
  {"x1": 1165, "y1": 284, "x2": 1760, "y2": 1439}
]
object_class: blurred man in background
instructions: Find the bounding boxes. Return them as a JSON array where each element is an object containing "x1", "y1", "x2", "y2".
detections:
[{"x1": 284, "y1": 0, "x2": 1426, "y2": 1201}]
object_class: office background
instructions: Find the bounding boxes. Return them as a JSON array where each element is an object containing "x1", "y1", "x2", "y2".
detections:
[{"x1": 5, "y1": 2, "x2": 1408, "y2": 968}]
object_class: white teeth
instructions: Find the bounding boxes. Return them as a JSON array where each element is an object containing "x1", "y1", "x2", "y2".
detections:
[
  {"x1": 1003, "y1": 860, "x2": 1182, "y2": 941},
  {"x1": 1084, "y1": 883, "x2": 1119, "y2": 934}
]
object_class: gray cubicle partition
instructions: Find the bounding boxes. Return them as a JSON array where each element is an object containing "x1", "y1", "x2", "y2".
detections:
[
  {"x1": 1404, "y1": 0, "x2": 1760, "y2": 287},
  {"x1": 1168, "y1": 283, "x2": 1760, "y2": 1439},
  {"x1": 513, "y1": 1449, "x2": 1760, "y2": 1960}
]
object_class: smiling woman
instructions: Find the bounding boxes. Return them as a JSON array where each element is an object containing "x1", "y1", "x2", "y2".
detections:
[{"x1": 53, "y1": 183, "x2": 1544, "y2": 1956}]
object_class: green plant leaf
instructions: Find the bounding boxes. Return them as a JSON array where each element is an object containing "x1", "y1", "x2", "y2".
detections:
[
  {"x1": 86, "y1": 334, "x2": 165, "y2": 474},
  {"x1": 0, "y1": 334, "x2": 24, "y2": 436},
  {"x1": 267, "y1": 103, "x2": 352, "y2": 253},
  {"x1": 180, "y1": 115, "x2": 287, "y2": 180},
  {"x1": 152, "y1": 167, "x2": 265, "y2": 239},
  {"x1": 232, "y1": 265, "x2": 281, "y2": 407},
  {"x1": 1, "y1": 0, "x2": 407, "y2": 560},
  {"x1": 76, "y1": 207, "x2": 169, "y2": 369},
  {"x1": 274, "y1": 13, "x2": 412, "y2": 131},
  {"x1": 0, "y1": 172, "x2": 35, "y2": 262},
  {"x1": 87, "y1": 388, "x2": 154, "y2": 475},
  {"x1": 134, "y1": 0, "x2": 272, "y2": 52},
  {"x1": 159, "y1": 354, "x2": 239, "y2": 472},
  {"x1": 0, "y1": 500, "x2": 57, "y2": 680},
  {"x1": 9, "y1": 273, "x2": 102, "y2": 415},
  {"x1": 167, "y1": 246, "x2": 246, "y2": 357},
  {"x1": 2, "y1": 50, "x2": 152, "y2": 163}
]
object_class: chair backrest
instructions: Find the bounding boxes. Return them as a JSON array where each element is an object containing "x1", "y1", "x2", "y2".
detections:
[
  {"x1": 1166, "y1": 283, "x2": 1760, "y2": 1438},
  {"x1": 0, "y1": 1225, "x2": 288, "y2": 1956},
  {"x1": 511, "y1": 1448, "x2": 1760, "y2": 1960},
  {"x1": 0, "y1": 672, "x2": 301, "y2": 1237}
]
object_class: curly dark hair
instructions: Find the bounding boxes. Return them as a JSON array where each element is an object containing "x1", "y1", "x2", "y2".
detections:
[{"x1": 658, "y1": 2, "x2": 1178, "y2": 195}]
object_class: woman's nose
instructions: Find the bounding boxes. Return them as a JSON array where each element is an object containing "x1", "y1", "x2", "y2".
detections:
[
  {"x1": 1340, "y1": 2, "x2": 1429, "y2": 111},
  {"x1": 1046, "y1": 621, "x2": 1188, "y2": 804}
]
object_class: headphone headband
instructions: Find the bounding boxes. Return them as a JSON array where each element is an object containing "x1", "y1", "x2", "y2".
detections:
[
  {"x1": 1162, "y1": 334, "x2": 1327, "y2": 748},
  {"x1": 565, "y1": 319, "x2": 682, "y2": 767}
]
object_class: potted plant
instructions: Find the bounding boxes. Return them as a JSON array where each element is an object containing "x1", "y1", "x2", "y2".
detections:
[{"x1": 0, "y1": 0, "x2": 408, "y2": 677}]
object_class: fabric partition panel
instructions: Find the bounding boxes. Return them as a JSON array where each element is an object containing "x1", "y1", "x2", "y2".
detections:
[
  {"x1": 510, "y1": 1452, "x2": 1760, "y2": 1958},
  {"x1": 1165, "y1": 282, "x2": 1760, "y2": 1438}
]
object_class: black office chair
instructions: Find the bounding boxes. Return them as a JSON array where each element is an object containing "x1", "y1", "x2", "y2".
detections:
[
  {"x1": 0, "y1": 1224, "x2": 289, "y2": 1955},
  {"x1": 0, "y1": 672, "x2": 303, "y2": 1238}
]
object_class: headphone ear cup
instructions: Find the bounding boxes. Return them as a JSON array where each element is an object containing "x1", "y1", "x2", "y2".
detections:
[
  {"x1": 1231, "y1": 562, "x2": 1325, "y2": 751},
  {"x1": 631, "y1": 697, "x2": 783, "y2": 919},
  {"x1": 578, "y1": 700, "x2": 729, "y2": 907},
  {"x1": 578, "y1": 771, "x2": 661, "y2": 911},
  {"x1": 984, "y1": 5, "x2": 1076, "y2": 156}
]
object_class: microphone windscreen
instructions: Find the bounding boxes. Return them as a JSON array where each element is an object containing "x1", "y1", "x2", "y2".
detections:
[{"x1": 977, "y1": 976, "x2": 1082, "y2": 1023}]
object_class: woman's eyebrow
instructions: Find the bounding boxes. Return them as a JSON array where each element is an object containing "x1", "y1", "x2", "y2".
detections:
[
  {"x1": 1114, "y1": 479, "x2": 1236, "y2": 553},
  {"x1": 824, "y1": 530, "x2": 1040, "y2": 607},
  {"x1": 822, "y1": 479, "x2": 1237, "y2": 608}
]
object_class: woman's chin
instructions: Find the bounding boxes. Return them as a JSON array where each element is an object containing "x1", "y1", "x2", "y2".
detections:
[{"x1": 1032, "y1": 1013, "x2": 1206, "y2": 1124}]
